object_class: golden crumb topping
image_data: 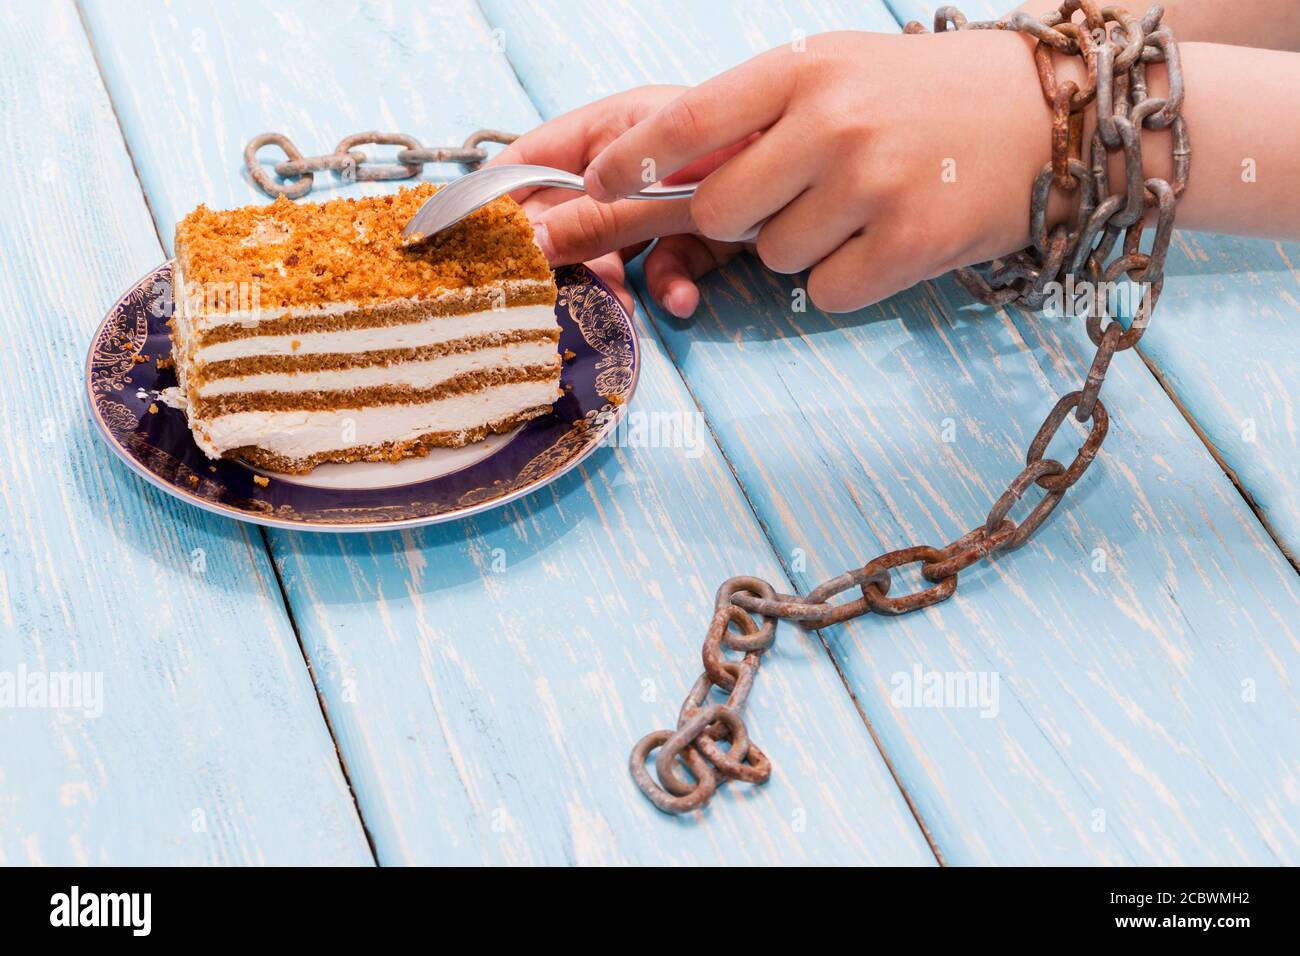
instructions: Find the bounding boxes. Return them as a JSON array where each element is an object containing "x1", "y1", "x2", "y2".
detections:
[{"x1": 174, "y1": 184, "x2": 551, "y2": 310}]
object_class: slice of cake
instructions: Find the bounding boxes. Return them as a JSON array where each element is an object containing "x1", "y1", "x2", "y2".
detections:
[{"x1": 169, "y1": 184, "x2": 560, "y2": 473}]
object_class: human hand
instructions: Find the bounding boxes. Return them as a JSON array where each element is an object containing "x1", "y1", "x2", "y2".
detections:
[
  {"x1": 491, "y1": 86, "x2": 747, "y2": 318},
  {"x1": 582, "y1": 29, "x2": 1064, "y2": 312}
]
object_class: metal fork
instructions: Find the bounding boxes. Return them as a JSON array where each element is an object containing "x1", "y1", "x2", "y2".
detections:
[{"x1": 403, "y1": 163, "x2": 747, "y2": 244}]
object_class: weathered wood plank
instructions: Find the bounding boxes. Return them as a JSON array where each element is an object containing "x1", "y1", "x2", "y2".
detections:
[
  {"x1": 0, "y1": 0, "x2": 371, "y2": 865},
  {"x1": 81, "y1": 0, "x2": 938, "y2": 864},
  {"x1": 482, "y1": 0, "x2": 1300, "y2": 864},
  {"x1": 1136, "y1": 233, "x2": 1300, "y2": 561}
]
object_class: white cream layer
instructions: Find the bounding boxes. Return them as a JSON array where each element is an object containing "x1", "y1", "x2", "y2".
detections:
[
  {"x1": 200, "y1": 379, "x2": 558, "y2": 459},
  {"x1": 196, "y1": 340, "x2": 559, "y2": 397},
  {"x1": 193, "y1": 304, "x2": 558, "y2": 364},
  {"x1": 178, "y1": 273, "x2": 554, "y2": 331}
]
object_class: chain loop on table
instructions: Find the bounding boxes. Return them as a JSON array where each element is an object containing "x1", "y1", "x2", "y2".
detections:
[
  {"x1": 632, "y1": 2, "x2": 1188, "y2": 815},
  {"x1": 243, "y1": 129, "x2": 519, "y2": 198}
]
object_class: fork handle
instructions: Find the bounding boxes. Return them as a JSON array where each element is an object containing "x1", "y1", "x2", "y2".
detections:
[
  {"x1": 538, "y1": 171, "x2": 758, "y2": 238},
  {"x1": 625, "y1": 182, "x2": 697, "y2": 201},
  {"x1": 538, "y1": 170, "x2": 696, "y2": 201}
]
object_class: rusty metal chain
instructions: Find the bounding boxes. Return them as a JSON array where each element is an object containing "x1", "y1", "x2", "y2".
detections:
[
  {"x1": 631, "y1": 1, "x2": 1187, "y2": 814},
  {"x1": 243, "y1": 129, "x2": 519, "y2": 199}
]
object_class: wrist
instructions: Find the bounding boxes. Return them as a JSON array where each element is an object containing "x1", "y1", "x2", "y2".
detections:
[
  {"x1": 941, "y1": 29, "x2": 1078, "y2": 262},
  {"x1": 970, "y1": 28, "x2": 1091, "y2": 257},
  {"x1": 1006, "y1": 31, "x2": 1107, "y2": 240},
  {"x1": 1023, "y1": 30, "x2": 1178, "y2": 240}
]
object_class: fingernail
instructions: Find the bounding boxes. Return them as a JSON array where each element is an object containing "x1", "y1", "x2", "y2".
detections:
[
  {"x1": 531, "y1": 220, "x2": 555, "y2": 262},
  {"x1": 585, "y1": 164, "x2": 613, "y2": 202},
  {"x1": 663, "y1": 287, "x2": 694, "y2": 319}
]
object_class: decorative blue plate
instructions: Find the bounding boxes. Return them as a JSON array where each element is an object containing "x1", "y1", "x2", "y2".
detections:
[{"x1": 86, "y1": 262, "x2": 639, "y2": 531}]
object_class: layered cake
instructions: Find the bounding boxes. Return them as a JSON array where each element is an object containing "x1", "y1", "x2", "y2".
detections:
[{"x1": 169, "y1": 185, "x2": 560, "y2": 473}]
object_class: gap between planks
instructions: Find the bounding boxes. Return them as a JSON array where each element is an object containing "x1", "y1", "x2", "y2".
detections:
[
  {"x1": 73, "y1": 0, "x2": 382, "y2": 865},
  {"x1": 1133, "y1": 346, "x2": 1299, "y2": 573},
  {"x1": 257, "y1": 527, "x2": 381, "y2": 863},
  {"x1": 74, "y1": 0, "x2": 165, "y2": 253}
]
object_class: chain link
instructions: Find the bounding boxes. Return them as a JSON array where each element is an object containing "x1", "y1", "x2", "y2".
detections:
[
  {"x1": 243, "y1": 129, "x2": 519, "y2": 199},
  {"x1": 631, "y1": 1, "x2": 1187, "y2": 814}
]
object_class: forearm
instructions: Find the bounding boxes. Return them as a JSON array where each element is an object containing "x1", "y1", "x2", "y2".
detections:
[
  {"x1": 1023, "y1": 36, "x2": 1300, "y2": 241},
  {"x1": 1015, "y1": 1, "x2": 1300, "y2": 51},
  {"x1": 1153, "y1": 42, "x2": 1300, "y2": 236}
]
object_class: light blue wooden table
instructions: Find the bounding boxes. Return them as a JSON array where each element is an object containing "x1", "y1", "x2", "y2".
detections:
[{"x1": 1, "y1": 0, "x2": 1296, "y2": 865}]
